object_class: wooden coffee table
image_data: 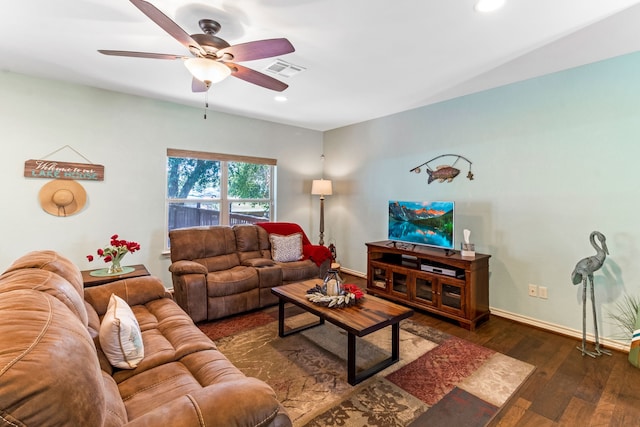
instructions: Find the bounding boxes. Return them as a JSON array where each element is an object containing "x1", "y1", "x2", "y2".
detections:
[{"x1": 271, "y1": 280, "x2": 414, "y2": 385}]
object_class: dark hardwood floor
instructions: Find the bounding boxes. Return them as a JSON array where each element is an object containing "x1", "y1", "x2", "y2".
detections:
[{"x1": 343, "y1": 274, "x2": 640, "y2": 426}]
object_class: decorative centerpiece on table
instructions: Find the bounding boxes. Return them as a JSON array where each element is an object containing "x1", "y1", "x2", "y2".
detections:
[
  {"x1": 87, "y1": 234, "x2": 141, "y2": 276},
  {"x1": 306, "y1": 269, "x2": 365, "y2": 308},
  {"x1": 306, "y1": 283, "x2": 365, "y2": 308}
]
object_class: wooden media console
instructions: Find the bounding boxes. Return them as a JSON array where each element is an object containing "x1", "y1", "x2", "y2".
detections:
[{"x1": 366, "y1": 240, "x2": 491, "y2": 330}]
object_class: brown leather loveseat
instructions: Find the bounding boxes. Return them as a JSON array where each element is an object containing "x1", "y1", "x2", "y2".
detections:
[
  {"x1": 169, "y1": 222, "x2": 331, "y2": 323},
  {"x1": 0, "y1": 250, "x2": 291, "y2": 427}
]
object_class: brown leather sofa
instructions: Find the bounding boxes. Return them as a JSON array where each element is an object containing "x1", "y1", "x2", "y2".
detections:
[
  {"x1": 169, "y1": 222, "x2": 331, "y2": 323},
  {"x1": 0, "y1": 250, "x2": 291, "y2": 427}
]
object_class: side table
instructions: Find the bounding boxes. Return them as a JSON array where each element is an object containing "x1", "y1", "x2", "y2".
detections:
[{"x1": 81, "y1": 264, "x2": 150, "y2": 287}]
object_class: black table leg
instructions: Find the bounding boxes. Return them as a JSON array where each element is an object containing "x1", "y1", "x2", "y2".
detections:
[
  {"x1": 277, "y1": 299, "x2": 324, "y2": 337},
  {"x1": 347, "y1": 322, "x2": 401, "y2": 386}
]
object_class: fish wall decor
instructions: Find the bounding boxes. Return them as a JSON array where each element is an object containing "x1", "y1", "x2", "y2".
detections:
[{"x1": 410, "y1": 154, "x2": 474, "y2": 184}]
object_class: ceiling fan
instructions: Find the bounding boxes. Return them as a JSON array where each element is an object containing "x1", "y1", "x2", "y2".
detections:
[{"x1": 99, "y1": 0, "x2": 295, "y2": 92}]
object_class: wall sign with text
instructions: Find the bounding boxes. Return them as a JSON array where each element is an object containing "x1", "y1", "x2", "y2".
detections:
[{"x1": 24, "y1": 159, "x2": 105, "y2": 181}]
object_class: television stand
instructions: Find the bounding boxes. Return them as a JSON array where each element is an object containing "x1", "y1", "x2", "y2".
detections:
[
  {"x1": 443, "y1": 249, "x2": 455, "y2": 257},
  {"x1": 366, "y1": 240, "x2": 490, "y2": 330}
]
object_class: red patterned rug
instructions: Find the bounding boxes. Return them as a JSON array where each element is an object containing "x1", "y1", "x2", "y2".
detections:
[{"x1": 198, "y1": 308, "x2": 534, "y2": 427}]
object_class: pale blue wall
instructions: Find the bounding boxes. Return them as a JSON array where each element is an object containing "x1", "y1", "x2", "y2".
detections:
[
  {"x1": 0, "y1": 71, "x2": 324, "y2": 287},
  {"x1": 323, "y1": 51, "x2": 640, "y2": 342}
]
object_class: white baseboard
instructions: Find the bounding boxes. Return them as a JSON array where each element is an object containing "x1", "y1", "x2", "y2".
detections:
[
  {"x1": 342, "y1": 269, "x2": 629, "y2": 354},
  {"x1": 341, "y1": 267, "x2": 366, "y2": 278},
  {"x1": 486, "y1": 308, "x2": 629, "y2": 354}
]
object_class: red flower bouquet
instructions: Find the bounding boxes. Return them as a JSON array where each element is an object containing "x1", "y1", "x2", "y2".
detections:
[
  {"x1": 343, "y1": 284, "x2": 365, "y2": 300},
  {"x1": 87, "y1": 234, "x2": 140, "y2": 274}
]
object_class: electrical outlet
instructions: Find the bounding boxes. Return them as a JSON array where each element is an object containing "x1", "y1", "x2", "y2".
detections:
[
  {"x1": 528, "y1": 284, "x2": 538, "y2": 297},
  {"x1": 539, "y1": 286, "x2": 548, "y2": 299}
]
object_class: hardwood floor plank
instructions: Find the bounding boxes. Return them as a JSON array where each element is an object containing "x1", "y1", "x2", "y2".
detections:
[
  {"x1": 529, "y1": 372, "x2": 580, "y2": 421},
  {"x1": 557, "y1": 396, "x2": 595, "y2": 426},
  {"x1": 611, "y1": 359, "x2": 640, "y2": 425},
  {"x1": 494, "y1": 397, "x2": 531, "y2": 426},
  {"x1": 510, "y1": 410, "x2": 556, "y2": 427},
  {"x1": 588, "y1": 350, "x2": 632, "y2": 426}
]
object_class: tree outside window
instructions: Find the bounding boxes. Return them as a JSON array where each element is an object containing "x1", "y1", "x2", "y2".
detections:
[{"x1": 166, "y1": 149, "x2": 275, "y2": 248}]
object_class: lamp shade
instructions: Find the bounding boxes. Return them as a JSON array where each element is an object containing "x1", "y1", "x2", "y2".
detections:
[
  {"x1": 311, "y1": 179, "x2": 333, "y2": 196},
  {"x1": 184, "y1": 58, "x2": 231, "y2": 84}
]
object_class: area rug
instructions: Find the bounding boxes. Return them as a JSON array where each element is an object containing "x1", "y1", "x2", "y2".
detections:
[{"x1": 198, "y1": 310, "x2": 535, "y2": 427}]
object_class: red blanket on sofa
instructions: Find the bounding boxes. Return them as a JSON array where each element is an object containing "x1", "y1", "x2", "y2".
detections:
[{"x1": 256, "y1": 222, "x2": 332, "y2": 267}]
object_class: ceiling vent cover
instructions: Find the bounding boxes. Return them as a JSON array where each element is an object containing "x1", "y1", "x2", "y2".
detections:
[{"x1": 264, "y1": 59, "x2": 306, "y2": 78}]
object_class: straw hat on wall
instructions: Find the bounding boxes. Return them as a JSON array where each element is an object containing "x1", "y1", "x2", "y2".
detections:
[{"x1": 39, "y1": 179, "x2": 87, "y2": 217}]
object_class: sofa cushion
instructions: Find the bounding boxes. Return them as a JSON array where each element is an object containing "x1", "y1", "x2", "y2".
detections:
[
  {"x1": 234, "y1": 224, "x2": 259, "y2": 250},
  {"x1": 242, "y1": 258, "x2": 276, "y2": 268},
  {"x1": 206, "y1": 266, "x2": 259, "y2": 297},
  {"x1": 169, "y1": 226, "x2": 238, "y2": 261},
  {"x1": 84, "y1": 276, "x2": 168, "y2": 316},
  {"x1": 101, "y1": 371, "x2": 129, "y2": 426},
  {"x1": 279, "y1": 259, "x2": 321, "y2": 282},
  {"x1": 201, "y1": 253, "x2": 241, "y2": 272},
  {"x1": 100, "y1": 294, "x2": 145, "y2": 369},
  {"x1": 2, "y1": 249, "x2": 84, "y2": 295},
  {"x1": 0, "y1": 268, "x2": 88, "y2": 327},
  {"x1": 101, "y1": 298, "x2": 216, "y2": 384},
  {"x1": 269, "y1": 233, "x2": 304, "y2": 262}
]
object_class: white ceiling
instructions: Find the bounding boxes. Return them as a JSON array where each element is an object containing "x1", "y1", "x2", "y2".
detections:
[{"x1": 2, "y1": 0, "x2": 640, "y2": 131}]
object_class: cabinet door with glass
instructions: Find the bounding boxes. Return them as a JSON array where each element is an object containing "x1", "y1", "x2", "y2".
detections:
[
  {"x1": 390, "y1": 270, "x2": 409, "y2": 298},
  {"x1": 438, "y1": 279, "x2": 466, "y2": 317},
  {"x1": 369, "y1": 262, "x2": 390, "y2": 292},
  {"x1": 414, "y1": 273, "x2": 436, "y2": 307}
]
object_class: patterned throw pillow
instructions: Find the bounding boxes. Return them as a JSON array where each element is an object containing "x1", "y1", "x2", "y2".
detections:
[
  {"x1": 270, "y1": 233, "x2": 304, "y2": 262},
  {"x1": 99, "y1": 294, "x2": 144, "y2": 369},
  {"x1": 629, "y1": 304, "x2": 640, "y2": 368}
]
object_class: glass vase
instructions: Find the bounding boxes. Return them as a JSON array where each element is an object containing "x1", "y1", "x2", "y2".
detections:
[{"x1": 107, "y1": 256, "x2": 124, "y2": 275}]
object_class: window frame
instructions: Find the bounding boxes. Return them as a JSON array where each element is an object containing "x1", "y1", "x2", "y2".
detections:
[{"x1": 165, "y1": 149, "x2": 276, "y2": 249}]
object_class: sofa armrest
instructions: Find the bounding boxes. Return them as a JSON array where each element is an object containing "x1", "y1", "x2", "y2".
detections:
[
  {"x1": 170, "y1": 268, "x2": 208, "y2": 323},
  {"x1": 124, "y1": 378, "x2": 291, "y2": 427},
  {"x1": 84, "y1": 276, "x2": 167, "y2": 316},
  {"x1": 169, "y1": 260, "x2": 208, "y2": 275}
]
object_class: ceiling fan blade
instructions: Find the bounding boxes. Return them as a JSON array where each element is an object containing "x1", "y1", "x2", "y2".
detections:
[
  {"x1": 98, "y1": 50, "x2": 185, "y2": 60},
  {"x1": 227, "y1": 63, "x2": 288, "y2": 92},
  {"x1": 129, "y1": 0, "x2": 204, "y2": 55},
  {"x1": 192, "y1": 78, "x2": 209, "y2": 93},
  {"x1": 218, "y1": 38, "x2": 294, "y2": 62}
]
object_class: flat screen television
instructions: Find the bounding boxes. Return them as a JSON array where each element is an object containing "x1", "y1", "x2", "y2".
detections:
[{"x1": 388, "y1": 201, "x2": 455, "y2": 251}]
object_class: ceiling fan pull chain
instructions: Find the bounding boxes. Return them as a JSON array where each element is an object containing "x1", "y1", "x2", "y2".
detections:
[{"x1": 204, "y1": 91, "x2": 209, "y2": 120}]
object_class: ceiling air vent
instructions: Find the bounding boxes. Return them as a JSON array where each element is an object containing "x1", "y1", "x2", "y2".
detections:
[{"x1": 264, "y1": 60, "x2": 306, "y2": 78}]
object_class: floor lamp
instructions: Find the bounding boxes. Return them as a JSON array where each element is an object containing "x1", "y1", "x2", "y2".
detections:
[{"x1": 311, "y1": 179, "x2": 332, "y2": 246}]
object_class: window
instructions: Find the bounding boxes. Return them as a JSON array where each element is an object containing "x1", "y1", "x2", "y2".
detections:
[{"x1": 166, "y1": 149, "x2": 276, "y2": 247}]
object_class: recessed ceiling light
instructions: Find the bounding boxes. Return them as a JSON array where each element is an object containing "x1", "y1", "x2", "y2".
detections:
[
  {"x1": 274, "y1": 95, "x2": 288, "y2": 102},
  {"x1": 474, "y1": 0, "x2": 505, "y2": 13}
]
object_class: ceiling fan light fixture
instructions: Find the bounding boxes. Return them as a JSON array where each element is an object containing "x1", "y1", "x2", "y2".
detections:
[
  {"x1": 184, "y1": 58, "x2": 231, "y2": 85},
  {"x1": 474, "y1": 0, "x2": 505, "y2": 13}
]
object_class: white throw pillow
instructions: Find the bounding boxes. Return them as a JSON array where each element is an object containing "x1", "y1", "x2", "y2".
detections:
[
  {"x1": 99, "y1": 294, "x2": 144, "y2": 369},
  {"x1": 270, "y1": 233, "x2": 304, "y2": 262}
]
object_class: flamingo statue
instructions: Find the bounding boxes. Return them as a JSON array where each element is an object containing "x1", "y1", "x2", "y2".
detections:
[{"x1": 571, "y1": 231, "x2": 612, "y2": 357}]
